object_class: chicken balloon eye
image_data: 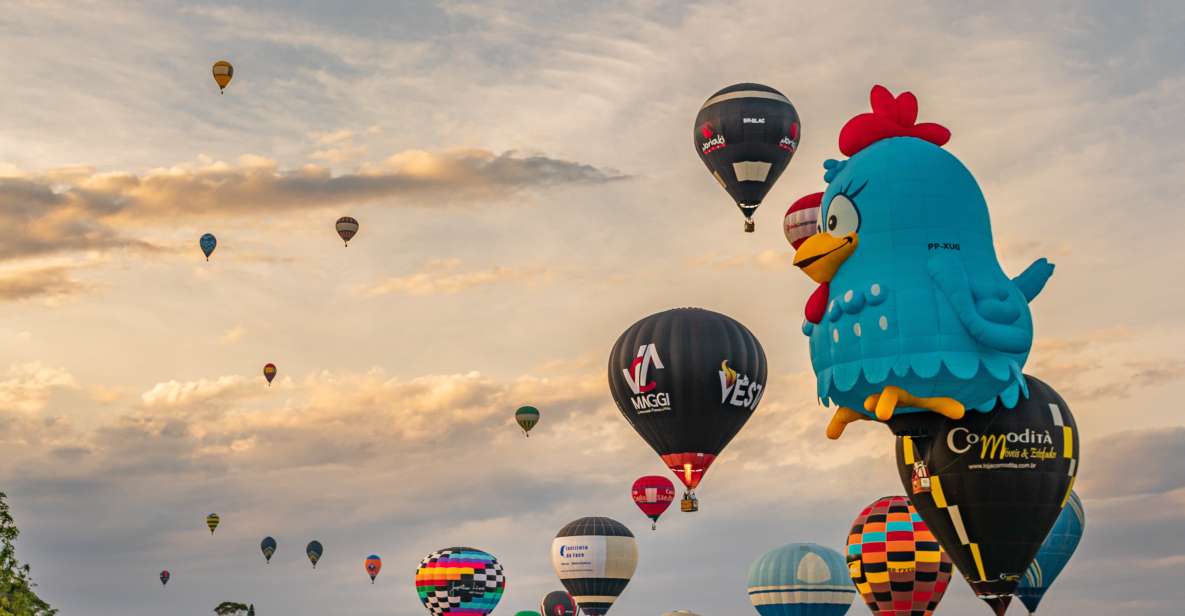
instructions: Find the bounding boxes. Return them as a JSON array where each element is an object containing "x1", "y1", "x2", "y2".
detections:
[{"x1": 825, "y1": 194, "x2": 860, "y2": 236}]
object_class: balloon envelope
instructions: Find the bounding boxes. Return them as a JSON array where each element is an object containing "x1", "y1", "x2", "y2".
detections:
[
  {"x1": 516, "y1": 405, "x2": 540, "y2": 436},
  {"x1": 415, "y1": 547, "x2": 505, "y2": 616},
  {"x1": 1016, "y1": 491, "x2": 1084, "y2": 613},
  {"x1": 515, "y1": 612, "x2": 542, "y2": 616},
  {"x1": 552, "y1": 517, "x2": 637, "y2": 616},
  {"x1": 307, "y1": 540, "x2": 323, "y2": 568},
  {"x1": 846, "y1": 496, "x2": 951, "y2": 616},
  {"x1": 694, "y1": 83, "x2": 800, "y2": 231},
  {"x1": 784, "y1": 193, "x2": 822, "y2": 250},
  {"x1": 206, "y1": 513, "x2": 220, "y2": 534},
  {"x1": 260, "y1": 536, "x2": 277, "y2": 563},
  {"x1": 336, "y1": 216, "x2": 359, "y2": 245},
  {"x1": 608, "y1": 308, "x2": 766, "y2": 493},
  {"x1": 212, "y1": 60, "x2": 233, "y2": 91},
  {"x1": 540, "y1": 590, "x2": 578, "y2": 616},
  {"x1": 263, "y1": 363, "x2": 277, "y2": 384},
  {"x1": 747, "y1": 542, "x2": 855, "y2": 616},
  {"x1": 365, "y1": 554, "x2": 382, "y2": 582},
  {"x1": 159, "y1": 570, "x2": 170, "y2": 586},
  {"x1": 892, "y1": 375, "x2": 1079, "y2": 614},
  {"x1": 199, "y1": 233, "x2": 217, "y2": 260},
  {"x1": 631, "y1": 475, "x2": 675, "y2": 528}
]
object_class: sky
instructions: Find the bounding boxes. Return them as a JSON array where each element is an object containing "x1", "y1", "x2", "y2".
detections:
[{"x1": 1, "y1": 0, "x2": 1184, "y2": 614}]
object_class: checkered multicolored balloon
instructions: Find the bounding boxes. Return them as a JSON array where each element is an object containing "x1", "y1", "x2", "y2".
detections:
[
  {"x1": 415, "y1": 547, "x2": 505, "y2": 616},
  {"x1": 846, "y1": 495, "x2": 952, "y2": 616}
]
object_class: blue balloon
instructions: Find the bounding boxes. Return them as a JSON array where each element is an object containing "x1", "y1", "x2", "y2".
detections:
[
  {"x1": 1016, "y1": 491, "x2": 1084, "y2": 613},
  {"x1": 747, "y1": 542, "x2": 854, "y2": 616},
  {"x1": 261, "y1": 536, "x2": 277, "y2": 563},
  {"x1": 199, "y1": 233, "x2": 217, "y2": 260},
  {"x1": 306, "y1": 540, "x2": 323, "y2": 568}
]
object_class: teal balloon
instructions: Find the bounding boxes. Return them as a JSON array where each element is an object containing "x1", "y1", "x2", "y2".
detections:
[
  {"x1": 747, "y1": 542, "x2": 854, "y2": 616},
  {"x1": 306, "y1": 540, "x2": 323, "y2": 568},
  {"x1": 199, "y1": 233, "x2": 217, "y2": 260},
  {"x1": 1016, "y1": 491, "x2": 1084, "y2": 613},
  {"x1": 515, "y1": 612, "x2": 541, "y2": 616},
  {"x1": 261, "y1": 536, "x2": 276, "y2": 563}
]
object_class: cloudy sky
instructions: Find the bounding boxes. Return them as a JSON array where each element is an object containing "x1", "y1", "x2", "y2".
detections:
[{"x1": 2, "y1": 1, "x2": 1183, "y2": 614}]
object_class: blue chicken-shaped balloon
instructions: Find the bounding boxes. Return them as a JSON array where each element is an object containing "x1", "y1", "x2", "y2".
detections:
[{"x1": 793, "y1": 85, "x2": 1054, "y2": 439}]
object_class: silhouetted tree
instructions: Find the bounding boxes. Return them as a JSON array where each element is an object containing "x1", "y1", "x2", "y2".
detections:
[
  {"x1": 213, "y1": 602, "x2": 249, "y2": 615},
  {"x1": 0, "y1": 492, "x2": 56, "y2": 616}
]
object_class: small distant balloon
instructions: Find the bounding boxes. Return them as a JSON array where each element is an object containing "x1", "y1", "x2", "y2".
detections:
[
  {"x1": 206, "y1": 513, "x2": 220, "y2": 535},
  {"x1": 365, "y1": 554, "x2": 382, "y2": 583},
  {"x1": 159, "y1": 570, "x2": 170, "y2": 586},
  {"x1": 261, "y1": 537, "x2": 277, "y2": 564},
  {"x1": 632, "y1": 475, "x2": 675, "y2": 530},
  {"x1": 541, "y1": 590, "x2": 578, "y2": 616},
  {"x1": 199, "y1": 233, "x2": 217, "y2": 261},
  {"x1": 307, "y1": 540, "x2": 323, "y2": 569},
  {"x1": 336, "y1": 216, "x2": 359, "y2": 246},
  {"x1": 263, "y1": 363, "x2": 277, "y2": 386},
  {"x1": 212, "y1": 60, "x2": 234, "y2": 93},
  {"x1": 515, "y1": 405, "x2": 540, "y2": 437}
]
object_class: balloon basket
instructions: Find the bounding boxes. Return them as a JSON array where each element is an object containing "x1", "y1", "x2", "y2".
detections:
[
  {"x1": 743, "y1": 219, "x2": 755, "y2": 233},
  {"x1": 680, "y1": 493, "x2": 699, "y2": 512}
]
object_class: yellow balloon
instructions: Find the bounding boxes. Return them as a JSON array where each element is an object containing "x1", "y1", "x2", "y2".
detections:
[{"x1": 212, "y1": 60, "x2": 234, "y2": 93}]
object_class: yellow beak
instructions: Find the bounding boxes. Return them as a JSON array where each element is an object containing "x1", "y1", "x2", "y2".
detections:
[{"x1": 793, "y1": 232, "x2": 858, "y2": 283}]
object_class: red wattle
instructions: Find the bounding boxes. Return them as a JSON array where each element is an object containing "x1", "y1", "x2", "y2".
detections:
[{"x1": 805, "y1": 283, "x2": 830, "y2": 324}]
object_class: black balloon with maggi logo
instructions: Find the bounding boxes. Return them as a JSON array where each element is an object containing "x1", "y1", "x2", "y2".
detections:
[
  {"x1": 891, "y1": 375, "x2": 1079, "y2": 616},
  {"x1": 608, "y1": 308, "x2": 766, "y2": 498}
]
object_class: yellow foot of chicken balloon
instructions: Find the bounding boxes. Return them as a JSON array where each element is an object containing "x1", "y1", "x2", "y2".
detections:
[
  {"x1": 826, "y1": 407, "x2": 868, "y2": 440},
  {"x1": 864, "y1": 385, "x2": 966, "y2": 421}
]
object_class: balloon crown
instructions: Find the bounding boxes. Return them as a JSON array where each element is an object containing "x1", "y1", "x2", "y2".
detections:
[{"x1": 838, "y1": 84, "x2": 951, "y2": 157}]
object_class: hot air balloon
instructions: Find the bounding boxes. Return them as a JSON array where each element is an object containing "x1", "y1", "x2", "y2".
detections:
[
  {"x1": 206, "y1": 513, "x2": 220, "y2": 534},
  {"x1": 541, "y1": 590, "x2": 578, "y2": 616},
  {"x1": 159, "y1": 570, "x2": 170, "y2": 586},
  {"x1": 415, "y1": 547, "x2": 505, "y2": 616},
  {"x1": 365, "y1": 554, "x2": 382, "y2": 583},
  {"x1": 261, "y1": 537, "x2": 277, "y2": 564},
  {"x1": 516, "y1": 405, "x2": 540, "y2": 437},
  {"x1": 212, "y1": 60, "x2": 233, "y2": 93},
  {"x1": 694, "y1": 83, "x2": 801, "y2": 232},
  {"x1": 891, "y1": 375, "x2": 1079, "y2": 616},
  {"x1": 784, "y1": 192, "x2": 822, "y2": 250},
  {"x1": 307, "y1": 540, "x2": 323, "y2": 569},
  {"x1": 515, "y1": 612, "x2": 542, "y2": 616},
  {"x1": 200, "y1": 233, "x2": 217, "y2": 261},
  {"x1": 846, "y1": 496, "x2": 952, "y2": 616},
  {"x1": 336, "y1": 216, "x2": 359, "y2": 246},
  {"x1": 747, "y1": 542, "x2": 855, "y2": 616},
  {"x1": 663, "y1": 612, "x2": 702, "y2": 616},
  {"x1": 631, "y1": 475, "x2": 675, "y2": 530},
  {"x1": 609, "y1": 308, "x2": 766, "y2": 511},
  {"x1": 552, "y1": 517, "x2": 637, "y2": 616},
  {"x1": 1016, "y1": 491, "x2": 1084, "y2": 614},
  {"x1": 263, "y1": 363, "x2": 277, "y2": 386}
]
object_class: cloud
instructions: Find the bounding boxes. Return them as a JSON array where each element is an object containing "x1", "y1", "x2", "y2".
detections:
[
  {"x1": 0, "y1": 362, "x2": 77, "y2": 414},
  {"x1": 687, "y1": 249, "x2": 792, "y2": 273},
  {"x1": 140, "y1": 375, "x2": 254, "y2": 408},
  {"x1": 0, "y1": 265, "x2": 88, "y2": 302},
  {"x1": 1078, "y1": 427, "x2": 1185, "y2": 499},
  {"x1": 0, "y1": 149, "x2": 625, "y2": 263},
  {"x1": 364, "y1": 258, "x2": 555, "y2": 296},
  {"x1": 219, "y1": 326, "x2": 248, "y2": 345}
]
